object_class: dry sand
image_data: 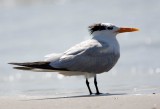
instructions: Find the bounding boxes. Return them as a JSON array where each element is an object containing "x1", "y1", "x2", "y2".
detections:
[{"x1": 0, "y1": 94, "x2": 159, "y2": 109}]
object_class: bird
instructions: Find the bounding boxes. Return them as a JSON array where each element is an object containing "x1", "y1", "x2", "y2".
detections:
[{"x1": 9, "y1": 23, "x2": 139, "y2": 95}]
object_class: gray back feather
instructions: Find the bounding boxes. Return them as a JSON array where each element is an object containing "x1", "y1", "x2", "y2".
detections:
[{"x1": 50, "y1": 39, "x2": 120, "y2": 73}]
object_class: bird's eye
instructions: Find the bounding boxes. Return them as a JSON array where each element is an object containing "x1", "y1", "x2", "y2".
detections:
[{"x1": 107, "y1": 26, "x2": 113, "y2": 30}]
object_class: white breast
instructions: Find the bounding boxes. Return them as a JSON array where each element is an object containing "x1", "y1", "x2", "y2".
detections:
[{"x1": 92, "y1": 32, "x2": 120, "y2": 55}]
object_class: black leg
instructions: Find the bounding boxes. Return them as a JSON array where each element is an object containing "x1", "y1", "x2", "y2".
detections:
[
  {"x1": 86, "y1": 78, "x2": 92, "y2": 95},
  {"x1": 94, "y1": 75, "x2": 101, "y2": 95}
]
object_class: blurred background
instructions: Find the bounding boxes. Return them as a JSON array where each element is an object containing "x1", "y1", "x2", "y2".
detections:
[{"x1": 0, "y1": 0, "x2": 160, "y2": 97}]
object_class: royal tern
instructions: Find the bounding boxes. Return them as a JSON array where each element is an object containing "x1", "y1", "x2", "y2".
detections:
[{"x1": 9, "y1": 23, "x2": 139, "y2": 95}]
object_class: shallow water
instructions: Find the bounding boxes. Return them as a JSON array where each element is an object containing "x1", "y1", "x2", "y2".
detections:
[{"x1": 0, "y1": 0, "x2": 160, "y2": 96}]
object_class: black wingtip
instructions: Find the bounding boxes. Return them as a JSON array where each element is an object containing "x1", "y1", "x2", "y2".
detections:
[
  {"x1": 8, "y1": 62, "x2": 24, "y2": 66},
  {"x1": 8, "y1": 62, "x2": 18, "y2": 65},
  {"x1": 13, "y1": 66, "x2": 33, "y2": 70},
  {"x1": 9, "y1": 61, "x2": 69, "y2": 71}
]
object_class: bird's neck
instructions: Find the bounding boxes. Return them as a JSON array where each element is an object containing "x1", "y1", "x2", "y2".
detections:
[
  {"x1": 92, "y1": 31, "x2": 117, "y2": 43},
  {"x1": 92, "y1": 32, "x2": 120, "y2": 55}
]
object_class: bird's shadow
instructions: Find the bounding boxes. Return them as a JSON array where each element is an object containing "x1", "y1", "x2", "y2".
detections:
[{"x1": 23, "y1": 93, "x2": 126, "y2": 101}]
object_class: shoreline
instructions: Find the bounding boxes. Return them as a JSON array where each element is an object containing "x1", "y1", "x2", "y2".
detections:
[{"x1": 0, "y1": 93, "x2": 160, "y2": 109}]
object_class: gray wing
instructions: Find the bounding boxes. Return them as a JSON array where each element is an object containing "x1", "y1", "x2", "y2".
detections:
[{"x1": 49, "y1": 39, "x2": 114, "y2": 73}]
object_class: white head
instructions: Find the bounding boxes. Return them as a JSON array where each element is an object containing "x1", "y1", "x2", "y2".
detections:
[
  {"x1": 88, "y1": 23, "x2": 139, "y2": 38},
  {"x1": 88, "y1": 23, "x2": 139, "y2": 54}
]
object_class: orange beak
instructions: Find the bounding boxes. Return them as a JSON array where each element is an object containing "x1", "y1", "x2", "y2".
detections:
[{"x1": 117, "y1": 27, "x2": 139, "y2": 33}]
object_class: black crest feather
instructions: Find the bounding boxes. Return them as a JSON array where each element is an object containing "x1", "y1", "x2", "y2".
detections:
[{"x1": 89, "y1": 23, "x2": 106, "y2": 34}]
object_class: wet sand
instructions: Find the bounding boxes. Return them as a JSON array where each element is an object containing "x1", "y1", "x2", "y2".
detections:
[{"x1": 0, "y1": 93, "x2": 159, "y2": 109}]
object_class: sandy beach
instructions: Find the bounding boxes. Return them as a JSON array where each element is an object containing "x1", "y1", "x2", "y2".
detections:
[
  {"x1": 0, "y1": 94, "x2": 159, "y2": 109},
  {"x1": 0, "y1": 0, "x2": 160, "y2": 109}
]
